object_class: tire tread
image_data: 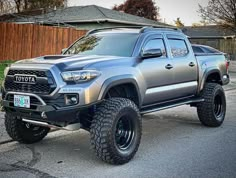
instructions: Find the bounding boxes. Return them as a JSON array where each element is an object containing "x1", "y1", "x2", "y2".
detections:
[
  {"x1": 90, "y1": 98, "x2": 141, "y2": 164},
  {"x1": 197, "y1": 83, "x2": 226, "y2": 127},
  {"x1": 5, "y1": 113, "x2": 49, "y2": 144}
]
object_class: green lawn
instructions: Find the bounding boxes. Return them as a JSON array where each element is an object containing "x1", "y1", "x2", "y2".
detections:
[{"x1": 0, "y1": 60, "x2": 14, "y2": 83}]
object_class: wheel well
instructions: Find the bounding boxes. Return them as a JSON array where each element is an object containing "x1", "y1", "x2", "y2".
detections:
[
  {"x1": 206, "y1": 72, "x2": 222, "y2": 85},
  {"x1": 105, "y1": 83, "x2": 139, "y2": 107}
]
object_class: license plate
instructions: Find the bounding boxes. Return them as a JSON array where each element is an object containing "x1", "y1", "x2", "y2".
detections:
[{"x1": 14, "y1": 95, "x2": 30, "y2": 108}]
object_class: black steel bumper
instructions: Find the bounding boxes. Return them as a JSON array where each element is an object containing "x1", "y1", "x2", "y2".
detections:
[{"x1": 2, "y1": 100, "x2": 80, "y2": 123}]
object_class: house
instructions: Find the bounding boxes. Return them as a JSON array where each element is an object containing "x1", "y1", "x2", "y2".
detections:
[
  {"x1": 183, "y1": 25, "x2": 235, "y2": 38},
  {"x1": 0, "y1": 5, "x2": 169, "y2": 29},
  {"x1": 183, "y1": 25, "x2": 236, "y2": 60}
]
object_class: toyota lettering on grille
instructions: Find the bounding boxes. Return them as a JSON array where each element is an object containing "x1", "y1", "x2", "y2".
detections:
[{"x1": 14, "y1": 75, "x2": 36, "y2": 84}]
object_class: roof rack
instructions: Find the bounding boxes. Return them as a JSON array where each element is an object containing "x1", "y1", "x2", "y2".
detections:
[
  {"x1": 140, "y1": 26, "x2": 181, "y2": 33},
  {"x1": 86, "y1": 26, "x2": 180, "y2": 36},
  {"x1": 86, "y1": 26, "x2": 144, "y2": 36}
]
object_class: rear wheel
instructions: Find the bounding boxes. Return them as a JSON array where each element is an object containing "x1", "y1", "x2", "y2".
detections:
[
  {"x1": 5, "y1": 113, "x2": 50, "y2": 144},
  {"x1": 197, "y1": 83, "x2": 226, "y2": 127},
  {"x1": 90, "y1": 98, "x2": 142, "y2": 164}
]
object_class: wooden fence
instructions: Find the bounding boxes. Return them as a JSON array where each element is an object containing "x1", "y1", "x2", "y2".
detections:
[{"x1": 0, "y1": 23, "x2": 87, "y2": 61}]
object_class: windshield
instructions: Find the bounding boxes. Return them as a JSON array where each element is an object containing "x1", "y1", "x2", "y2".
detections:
[{"x1": 64, "y1": 33, "x2": 139, "y2": 57}]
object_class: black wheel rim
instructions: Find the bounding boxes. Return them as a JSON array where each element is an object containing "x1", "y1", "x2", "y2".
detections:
[
  {"x1": 115, "y1": 116, "x2": 134, "y2": 150},
  {"x1": 214, "y1": 94, "x2": 223, "y2": 119}
]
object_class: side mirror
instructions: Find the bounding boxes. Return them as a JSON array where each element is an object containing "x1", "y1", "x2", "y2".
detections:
[
  {"x1": 61, "y1": 48, "x2": 67, "y2": 54},
  {"x1": 141, "y1": 48, "x2": 163, "y2": 59}
]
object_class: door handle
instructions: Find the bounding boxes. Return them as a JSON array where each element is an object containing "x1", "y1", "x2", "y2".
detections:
[
  {"x1": 165, "y1": 64, "x2": 173, "y2": 70},
  {"x1": 189, "y1": 62, "x2": 195, "y2": 67}
]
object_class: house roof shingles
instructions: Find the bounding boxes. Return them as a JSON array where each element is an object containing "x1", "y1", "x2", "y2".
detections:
[{"x1": 1, "y1": 5, "x2": 168, "y2": 27}]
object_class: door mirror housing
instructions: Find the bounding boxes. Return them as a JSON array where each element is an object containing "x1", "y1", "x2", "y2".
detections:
[
  {"x1": 141, "y1": 49, "x2": 163, "y2": 59},
  {"x1": 61, "y1": 48, "x2": 67, "y2": 54}
]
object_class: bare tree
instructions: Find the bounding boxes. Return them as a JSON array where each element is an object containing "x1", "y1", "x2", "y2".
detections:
[
  {"x1": 1, "y1": 0, "x2": 65, "y2": 13},
  {"x1": 0, "y1": 0, "x2": 15, "y2": 14},
  {"x1": 199, "y1": 0, "x2": 236, "y2": 32},
  {"x1": 26, "y1": 0, "x2": 64, "y2": 10},
  {"x1": 14, "y1": 0, "x2": 24, "y2": 12}
]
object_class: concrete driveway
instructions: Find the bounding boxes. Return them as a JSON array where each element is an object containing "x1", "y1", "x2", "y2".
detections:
[{"x1": 0, "y1": 73, "x2": 236, "y2": 178}]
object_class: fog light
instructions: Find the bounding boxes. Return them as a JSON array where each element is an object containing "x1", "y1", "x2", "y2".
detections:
[
  {"x1": 41, "y1": 112, "x2": 47, "y2": 119},
  {"x1": 223, "y1": 75, "x2": 228, "y2": 79},
  {"x1": 65, "y1": 94, "x2": 78, "y2": 105}
]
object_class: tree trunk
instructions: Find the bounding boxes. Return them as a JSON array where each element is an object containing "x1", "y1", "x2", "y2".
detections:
[
  {"x1": 234, "y1": 12, "x2": 236, "y2": 31},
  {"x1": 14, "y1": 0, "x2": 21, "y2": 13}
]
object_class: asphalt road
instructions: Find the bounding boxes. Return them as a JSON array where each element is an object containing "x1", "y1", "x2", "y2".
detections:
[{"x1": 0, "y1": 74, "x2": 236, "y2": 178}]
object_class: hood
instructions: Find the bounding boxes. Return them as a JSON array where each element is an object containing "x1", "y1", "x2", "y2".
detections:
[{"x1": 15, "y1": 55, "x2": 135, "y2": 71}]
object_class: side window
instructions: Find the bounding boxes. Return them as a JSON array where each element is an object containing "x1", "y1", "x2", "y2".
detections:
[
  {"x1": 143, "y1": 39, "x2": 167, "y2": 57},
  {"x1": 192, "y1": 46, "x2": 204, "y2": 53},
  {"x1": 168, "y1": 39, "x2": 189, "y2": 57}
]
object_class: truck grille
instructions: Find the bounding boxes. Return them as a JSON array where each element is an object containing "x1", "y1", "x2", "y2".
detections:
[
  {"x1": 7, "y1": 70, "x2": 47, "y2": 77},
  {"x1": 4, "y1": 69, "x2": 56, "y2": 95}
]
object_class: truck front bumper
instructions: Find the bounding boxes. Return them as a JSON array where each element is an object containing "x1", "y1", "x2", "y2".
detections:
[
  {"x1": 2, "y1": 100, "x2": 77, "y2": 123},
  {"x1": 2, "y1": 92, "x2": 101, "y2": 124}
]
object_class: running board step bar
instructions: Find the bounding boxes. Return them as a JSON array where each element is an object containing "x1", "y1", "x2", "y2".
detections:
[
  {"x1": 140, "y1": 98, "x2": 204, "y2": 115},
  {"x1": 22, "y1": 118, "x2": 80, "y2": 131}
]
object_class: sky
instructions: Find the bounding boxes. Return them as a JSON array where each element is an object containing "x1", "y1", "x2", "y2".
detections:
[{"x1": 68, "y1": 0, "x2": 209, "y2": 26}]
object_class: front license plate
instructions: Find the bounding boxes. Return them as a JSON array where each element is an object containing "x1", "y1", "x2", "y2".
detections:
[{"x1": 14, "y1": 95, "x2": 30, "y2": 108}]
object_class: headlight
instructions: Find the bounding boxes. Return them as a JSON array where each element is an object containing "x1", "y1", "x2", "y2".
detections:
[
  {"x1": 4, "y1": 67, "x2": 10, "y2": 77},
  {"x1": 61, "y1": 70, "x2": 101, "y2": 83}
]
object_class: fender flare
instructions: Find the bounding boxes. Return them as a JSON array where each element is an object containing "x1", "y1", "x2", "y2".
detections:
[
  {"x1": 98, "y1": 75, "x2": 142, "y2": 108},
  {"x1": 198, "y1": 68, "x2": 222, "y2": 93}
]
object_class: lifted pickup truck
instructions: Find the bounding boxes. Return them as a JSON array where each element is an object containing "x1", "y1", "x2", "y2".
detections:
[{"x1": 1, "y1": 26, "x2": 230, "y2": 164}]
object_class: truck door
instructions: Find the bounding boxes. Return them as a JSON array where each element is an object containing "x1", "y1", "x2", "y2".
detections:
[
  {"x1": 166, "y1": 34, "x2": 198, "y2": 98},
  {"x1": 138, "y1": 35, "x2": 175, "y2": 105}
]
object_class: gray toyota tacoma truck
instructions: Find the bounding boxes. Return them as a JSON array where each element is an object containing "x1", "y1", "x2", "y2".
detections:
[{"x1": 1, "y1": 26, "x2": 230, "y2": 164}]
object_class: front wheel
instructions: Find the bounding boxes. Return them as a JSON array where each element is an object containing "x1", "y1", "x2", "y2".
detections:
[
  {"x1": 90, "y1": 98, "x2": 142, "y2": 164},
  {"x1": 197, "y1": 83, "x2": 226, "y2": 127},
  {"x1": 5, "y1": 113, "x2": 50, "y2": 144}
]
